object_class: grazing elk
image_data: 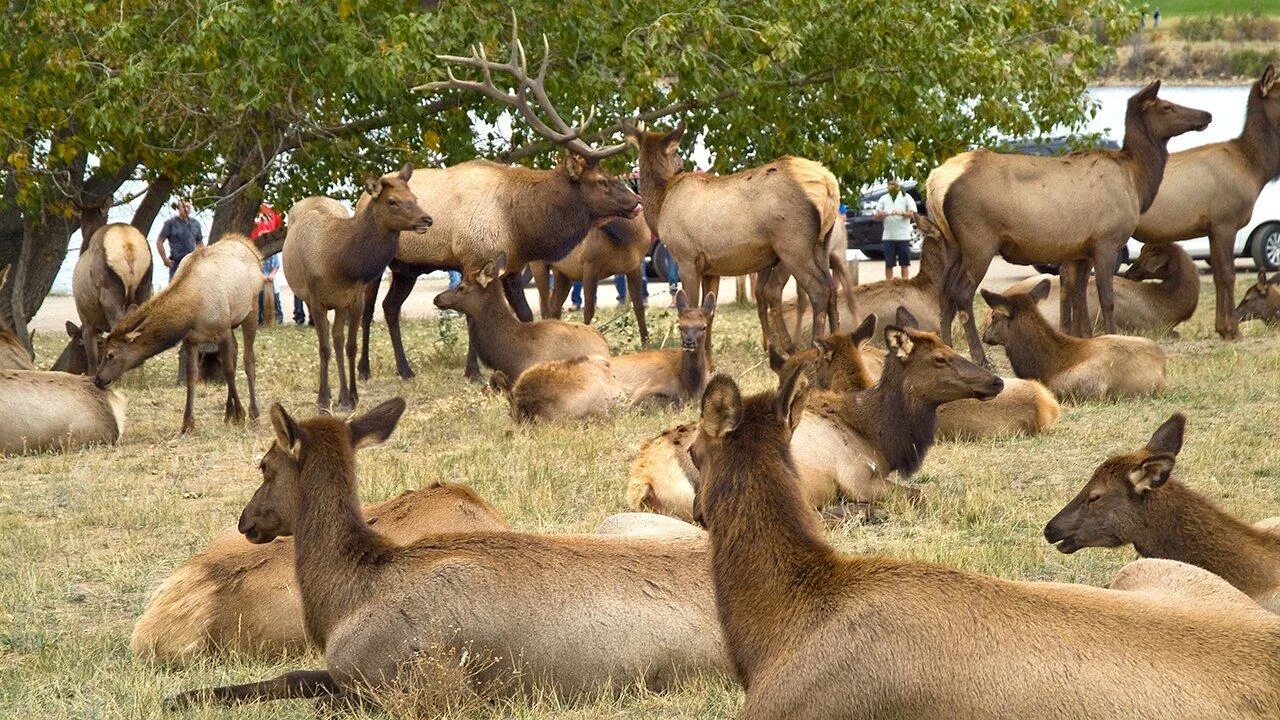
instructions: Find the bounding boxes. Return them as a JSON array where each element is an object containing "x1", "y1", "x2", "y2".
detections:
[
  {"x1": 133, "y1": 482, "x2": 510, "y2": 663},
  {"x1": 1237, "y1": 270, "x2": 1280, "y2": 325},
  {"x1": 94, "y1": 234, "x2": 261, "y2": 434},
  {"x1": 981, "y1": 280, "x2": 1167, "y2": 400},
  {"x1": 1135, "y1": 65, "x2": 1280, "y2": 340},
  {"x1": 363, "y1": 31, "x2": 640, "y2": 382},
  {"x1": 1045, "y1": 413, "x2": 1280, "y2": 613},
  {"x1": 690, "y1": 370, "x2": 1280, "y2": 720},
  {"x1": 434, "y1": 253, "x2": 610, "y2": 382},
  {"x1": 929, "y1": 81, "x2": 1210, "y2": 362},
  {"x1": 166, "y1": 398, "x2": 727, "y2": 710},
  {"x1": 622, "y1": 121, "x2": 842, "y2": 352},
  {"x1": 1004, "y1": 242, "x2": 1198, "y2": 334},
  {"x1": 72, "y1": 222, "x2": 154, "y2": 374},
  {"x1": 0, "y1": 370, "x2": 126, "y2": 453},
  {"x1": 531, "y1": 213, "x2": 652, "y2": 342},
  {"x1": 285, "y1": 164, "x2": 432, "y2": 412},
  {"x1": 492, "y1": 356, "x2": 625, "y2": 423}
]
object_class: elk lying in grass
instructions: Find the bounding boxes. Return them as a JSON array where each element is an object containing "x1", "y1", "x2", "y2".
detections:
[
  {"x1": 981, "y1": 279, "x2": 1167, "y2": 401},
  {"x1": 492, "y1": 356, "x2": 624, "y2": 423},
  {"x1": 286, "y1": 164, "x2": 432, "y2": 411},
  {"x1": 0, "y1": 370, "x2": 127, "y2": 453},
  {"x1": 691, "y1": 370, "x2": 1280, "y2": 720},
  {"x1": 166, "y1": 398, "x2": 726, "y2": 710},
  {"x1": 1045, "y1": 413, "x2": 1280, "y2": 613},
  {"x1": 73, "y1": 222, "x2": 153, "y2": 374},
  {"x1": 531, "y1": 213, "x2": 652, "y2": 342},
  {"x1": 50, "y1": 321, "x2": 89, "y2": 374},
  {"x1": 132, "y1": 482, "x2": 510, "y2": 663},
  {"x1": 94, "y1": 233, "x2": 262, "y2": 434},
  {"x1": 1004, "y1": 242, "x2": 1198, "y2": 334},
  {"x1": 0, "y1": 267, "x2": 35, "y2": 370},
  {"x1": 434, "y1": 253, "x2": 609, "y2": 383},
  {"x1": 929, "y1": 81, "x2": 1210, "y2": 362},
  {"x1": 1237, "y1": 270, "x2": 1280, "y2": 325}
]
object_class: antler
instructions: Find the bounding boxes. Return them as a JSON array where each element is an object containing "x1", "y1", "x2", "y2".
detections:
[{"x1": 415, "y1": 15, "x2": 628, "y2": 161}]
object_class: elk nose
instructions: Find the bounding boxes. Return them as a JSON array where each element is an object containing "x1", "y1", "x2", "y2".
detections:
[
  {"x1": 991, "y1": 376, "x2": 1004, "y2": 394},
  {"x1": 417, "y1": 214, "x2": 433, "y2": 230}
]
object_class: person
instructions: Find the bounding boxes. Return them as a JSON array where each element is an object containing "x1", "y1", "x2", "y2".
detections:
[
  {"x1": 156, "y1": 198, "x2": 204, "y2": 281},
  {"x1": 440, "y1": 270, "x2": 462, "y2": 318},
  {"x1": 873, "y1": 179, "x2": 917, "y2": 281},
  {"x1": 258, "y1": 253, "x2": 283, "y2": 325},
  {"x1": 613, "y1": 270, "x2": 649, "y2": 307},
  {"x1": 1153, "y1": 7, "x2": 1160, "y2": 27}
]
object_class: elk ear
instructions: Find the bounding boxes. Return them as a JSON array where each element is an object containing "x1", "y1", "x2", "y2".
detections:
[
  {"x1": 851, "y1": 314, "x2": 877, "y2": 344},
  {"x1": 1129, "y1": 454, "x2": 1175, "y2": 494},
  {"x1": 674, "y1": 288, "x2": 689, "y2": 313},
  {"x1": 775, "y1": 362, "x2": 810, "y2": 435},
  {"x1": 1145, "y1": 413, "x2": 1186, "y2": 456},
  {"x1": 65, "y1": 320, "x2": 79, "y2": 338},
  {"x1": 699, "y1": 374, "x2": 742, "y2": 438},
  {"x1": 1136, "y1": 79, "x2": 1161, "y2": 103},
  {"x1": 663, "y1": 122, "x2": 686, "y2": 154},
  {"x1": 270, "y1": 403, "x2": 303, "y2": 458},
  {"x1": 491, "y1": 251, "x2": 509, "y2": 278},
  {"x1": 564, "y1": 152, "x2": 588, "y2": 181},
  {"x1": 1029, "y1": 278, "x2": 1052, "y2": 302},
  {"x1": 884, "y1": 325, "x2": 914, "y2": 358},
  {"x1": 1260, "y1": 64, "x2": 1278, "y2": 97},
  {"x1": 363, "y1": 175, "x2": 383, "y2": 197},
  {"x1": 620, "y1": 118, "x2": 640, "y2": 145},
  {"x1": 701, "y1": 291, "x2": 716, "y2": 316},
  {"x1": 476, "y1": 261, "x2": 497, "y2": 288},
  {"x1": 980, "y1": 288, "x2": 1007, "y2": 310},
  {"x1": 767, "y1": 343, "x2": 790, "y2": 373},
  {"x1": 398, "y1": 162, "x2": 414, "y2": 182},
  {"x1": 349, "y1": 397, "x2": 406, "y2": 450},
  {"x1": 894, "y1": 306, "x2": 920, "y2": 330}
]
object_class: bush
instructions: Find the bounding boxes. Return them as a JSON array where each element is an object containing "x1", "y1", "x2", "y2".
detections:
[
  {"x1": 1174, "y1": 11, "x2": 1280, "y2": 43},
  {"x1": 1226, "y1": 48, "x2": 1280, "y2": 78},
  {"x1": 1175, "y1": 14, "x2": 1225, "y2": 41}
]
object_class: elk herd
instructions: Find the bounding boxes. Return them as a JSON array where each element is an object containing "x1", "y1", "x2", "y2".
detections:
[{"x1": 4, "y1": 38, "x2": 1280, "y2": 719}]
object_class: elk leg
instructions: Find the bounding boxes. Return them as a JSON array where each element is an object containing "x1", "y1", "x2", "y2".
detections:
[
  {"x1": 581, "y1": 264, "x2": 600, "y2": 326},
  {"x1": 548, "y1": 269, "x2": 572, "y2": 319},
  {"x1": 463, "y1": 316, "x2": 483, "y2": 383},
  {"x1": 333, "y1": 306, "x2": 354, "y2": 413},
  {"x1": 241, "y1": 314, "x2": 259, "y2": 421},
  {"x1": 219, "y1": 329, "x2": 244, "y2": 424},
  {"x1": 758, "y1": 266, "x2": 792, "y2": 352},
  {"x1": 80, "y1": 323, "x2": 100, "y2": 376},
  {"x1": 530, "y1": 262, "x2": 552, "y2": 319},
  {"x1": 626, "y1": 266, "x2": 649, "y2": 343},
  {"x1": 1208, "y1": 226, "x2": 1242, "y2": 340},
  {"x1": 501, "y1": 271, "x2": 533, "y2": 323},
  {"x1": 791, "y1": 260, "x2": 832, "y2": 344},
  {"x1": 314, "y1": 308, "x2": 333, "y2": 412},
  {"x1": 701, "y1": 274, "x2": 720, "y2": 366},
  {"x1": 1057, "y1": 262, "x2": 1076, "y2": 336},
  {"x1": 357, "y1": 275, "x2": 380, "y2": 381},
  {"x1": 164, "y1": 669, "x2": 339, "y2": 709},
  {"x1": 791, "y1": 280, "x2": 808, "y2": 346},
  {"x1": 346, "y1": 294, "x2": 362, "y2": 409},
  {"x1": 382, "y1": 268, "x2": 418, "y2": 380},
  {"x1": 830, "y1": 251, "x2": 858, "y2": 331},
  {"x1": 181, "y1": 340, "x2": 198, "y2": 434},
  {"x1": 1093, "y1": 244, "x2": 1120, "y2": 336},
  {"x1": 1070, "y1": 259, "x2": 1093, "y2": 337}
]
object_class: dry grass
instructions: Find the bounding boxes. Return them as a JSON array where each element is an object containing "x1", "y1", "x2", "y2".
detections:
[{"x1": 2, "y1": 276, "x2": 1279, "y2": 718}]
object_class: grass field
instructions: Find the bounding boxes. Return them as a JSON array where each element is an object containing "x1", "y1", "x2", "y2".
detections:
[
  {"x1": 1146, "y1": 0, "x2": 1280, "y2": 17},
  {"x1": 2, "y1": 275, "x2": 1279, "y2": 719}
]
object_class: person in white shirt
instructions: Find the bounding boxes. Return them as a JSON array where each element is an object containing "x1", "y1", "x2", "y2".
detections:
[{"x1": 873, "y1": 179, "x2": 918, "y2": 281}]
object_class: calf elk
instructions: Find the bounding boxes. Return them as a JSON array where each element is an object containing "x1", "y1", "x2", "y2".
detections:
[
  {"x1": 1046, "y1": 413, "x2": 1280, "y2": 613},
  {"x1": 0, "y1": 370, "x2": 126, "y2": 453},
  {"x1": 1237, "y1": 270, "x2": 1280, "y2": 325}
]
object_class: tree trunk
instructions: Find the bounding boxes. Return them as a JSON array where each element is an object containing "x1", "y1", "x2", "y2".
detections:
[
  {"x1": 1, "y1": 208, "x2": 77, "y2": 337},
  {"x1": 132, "y1": 176, "x2": 175, "y2": 236}
]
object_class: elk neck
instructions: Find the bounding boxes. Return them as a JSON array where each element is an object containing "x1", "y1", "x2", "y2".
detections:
[
  {"x1": 1121, "y1": 111, "x2": 1172, "y2": 214},
  {"x1": 636, "y1": 160, "x2": 677, "y2": 225},
  {"x1": 679, "y1": 334, "x2": 711, "y2": 397},
  {"x1": 513, "y1": 173, "x2": 598, "y2": 264},
  {"x1": 857, "y1": 356, "x2": 938, "y2": 476},
  {"x1": 338, "y1": 205, "x2": 402, "y2": 284},
  {"x1": 1003, "y1": 309, "x2": 1087, "y2": 383},
  {"x1": 1238, "y1": 88, "x2": 1280, "y2": 188}
]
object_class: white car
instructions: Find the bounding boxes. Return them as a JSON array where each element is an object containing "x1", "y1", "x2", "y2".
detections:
[{"x1": 1126, "y1": 212, "x2": 1280, "y2": 271}]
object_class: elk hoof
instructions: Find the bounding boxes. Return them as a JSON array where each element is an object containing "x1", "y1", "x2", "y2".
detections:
[
  {"x1": 397, "y1": 366, "x2": 416, "y2": 381},
  {"x1": 1218, "y1": 327, "x2": 1242, "y2": 341},
  {"x1": 336, "y1": 399, "x2": 356, "y2": 414},
  {"x1": 180, "y1": 421, "x2": 196, "y2": 435}
]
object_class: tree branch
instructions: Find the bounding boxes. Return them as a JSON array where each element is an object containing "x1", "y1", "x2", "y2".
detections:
[{"x1": 278, "y1": 95, "x2": 464, "y2": 153}]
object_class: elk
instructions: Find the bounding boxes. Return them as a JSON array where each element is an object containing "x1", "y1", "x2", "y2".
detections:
[
  {"x1": 981, "y1": 280, "x2": 1167, "y2": 401},
  {"x1": 1004, "y1": 242, "x2": 1198, "y2": 334},
  {"x1": 0, "y1": 370, "x2": 126, "y2": 453},
  {"x1": 492, "y1": 356, "x2": 625, "y2": 423},
  {"x1": 1134, "y1": 65, "x2": 1280, "y2": 340},
  {"x1": 608, "y1": 289, "x2": 715, "y2": 404},
  {"x1": 0, "y1": 267, "x2": 35, "y2": 370},
  {"x1": 690, "y1": 370, "x2": 1280, "y2": 719},
  {"x1": 72, "y1": 222, "x2": 154, "y2": 374},
  {"x1": 362, "y1": 28, "x2": 639, "y2": 382},
  {"x1": 1237, "y1": 270, "x2": 1280, "y2": 325},
  {"x1": 284, "y1": 164, "x2": 432, "y2": 412},
  {"x1": 50, "y1": 321, "x2": 88, "y2": 374},
  {"x1": 763, "y1": 217, "x2": 860, "y2": 350},
  {"x1": 622, "y1": 121, "x2": 842, "y2": 352},
  {"x1": 928, "y1": 81, "x2": 1210, "y2": 363},
  {"x1": 94, "y1": 233, "x2": 262, "y2": 434},
  {"x1": 132, "y1": 482, "x2": 510, "y2": 663},
  {"x1": 1046, "y1": 413, "x2": 1280, "y2": 614},
  {"x1": 434, "y1": 253, "x2": 610, "y2": 382},
  {"x1": 531, "y1": 212, "x2": 652, "y2": 342},
  {"x1": 165, "y1": 398, "x2": 727, "y2": 710}
]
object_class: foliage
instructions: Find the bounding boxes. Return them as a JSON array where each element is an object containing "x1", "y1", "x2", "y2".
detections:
[{"x1": 1174, "y1": 10, "x2": 1279, "y2": 41}]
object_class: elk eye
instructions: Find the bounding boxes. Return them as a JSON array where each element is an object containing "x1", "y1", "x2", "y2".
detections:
[
  {"x1": 1087, "y1": 492, "x2": 1102, "y2": 504},
  {"x1": 387, "y1": 199, "x2": 399, "y2": 206},
  {"x1": 933, "y1": 356, "x2": 948, "y2": 367}
]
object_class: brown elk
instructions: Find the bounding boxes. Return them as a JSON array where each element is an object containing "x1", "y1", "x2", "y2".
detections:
[
  {"x1": 362, "y1": 30, "x2": 640, "y2": 382},
  {"x1": 1046, "y1": 413, "x2": 1280, "y2": 614},
  {"x1": 51, "y1": 321, "x2": 89, "y2": 374},
  {"x1": 531, "y1": 213, "x2": 652, "y2": 342},
  {"x1": 689, "y1": 370, "x2": 1280, "y2": 719},
  {"x1": 72, "y1": 222, "x2": 154, "y2": 374},
  {"x1": 132, "y1": 482, "x2": 510, "y2": 663},
  {"x1": 1237, "y1": 270, "x2": 1280, "y2": 325},
  {"x1": 0, "y1": 267, "x2": 35, "y2": 370},
  {"x1": 1004, "y1": 242, "x2": 1198, "y2": 334},
  {"x1": 1135, "y1": 65, "x2": 1280, "y2": 340},
  {"x1": 763, "y1": 217, "x2": 860, "y2": 350},
  {"x1": 929, "y1": 81, "x2": 1210, "y2": 363},
  {"x1": 165, "y1": 398, "x2": 726, "y2": 710},
  {"x1": 0, "y1": 370, "x2": 126, "y2": 453},
  {"x1": 434, "y1": 253, "x2": 610, "y2": 382},
  {"x1": 981, "y1": 280, "x2": 1167, "y2": 400},
  {"x1": 493, "y1": 356, "x2": 625, "y2": 423},
  {"x1": 622, "y1": 121, "x2": 843, "y2": 352},
  {"x1": 609, "y1": 289, "x2": 715, "y2": 404},
  {"x1": 94, "y1": 233, "x2": 262, "y2": 434},
  {"x1": 285, "y1": 164, "x2": 432, "y2": 411}
]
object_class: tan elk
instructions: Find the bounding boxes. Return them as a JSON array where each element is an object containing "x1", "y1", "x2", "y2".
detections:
[
  {"x1": 72, "y1": 222, "x2": 154, "y2": 374},
  {"x1": 690, "y1": 369, "x2": 1280, "y2": 720},
  {"x1": 285, "y1": 164, "x2": 432, "y2": 411},
  {"x1": 622, "y1": 121, "x2": 843, "y2": 351},
  {"x1": 928, "y1": 81, "x2": 1210, "y2": 363},
  {"x1": 1135, "y1": 65, "x2": 1280, "y2": 340},
  {"x1": 763, "y1": 216, "x2": 860, "y2": 350},
  {"x1": 132, "y1": 482, "x2": 510, "y2": 663},
  {"x1": 94, "y1": 233, "x2": 261, "y2": 434},
  {"x1": 1237, "y1": 270, "x2": 1280, "y2": 325},
  {"x1": 0, "y1": 267, "x2": 35, "y2": 370},
  {"x1": 531, "y1": 213, "x2": 652, "y2": 342},
  {"x1": 165, "y1": 398, "x2": 727, "y2": 710},
  {"x1": 51, "y1": 321, "x2": 89, "y2": 374},
  {"x1": 1004, "y1": 242, "x2": 1198, "y2": 334},
  {"x1": 0, "y1": 370, "x2": 127, "y2": 453},
  {"x1": 434, "y1": 253, "x2": 610, "y2": 383},
  {"x1": 493, "y1": 356, "x2": 625, "y2": 423},
  {"x1": 981, "y1": 280, "x2": 1167, "y2": 400},
  {"x1": 1046, "y1": 413, "x2": 1280, "y2": 614},
  {"x1": 363, "y1": 30, "x2": 640, "y2": 382}
]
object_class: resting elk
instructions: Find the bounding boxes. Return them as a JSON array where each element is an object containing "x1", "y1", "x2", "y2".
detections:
[
  {"x1": 0, "y1": 268, "x2": 34, "y2": 371},
  {"x1": 690, "y1": 369, "x2": 1280, "y2": 720},
  {"x1": 0, "y1": 370, "x2": 126, "y2": 453},
  {"x1": 928, "y1": 81, "x2": 1210, "y2": 363},
  {"x1": 1237, "y1": 270, "x2": 1280, "y2": 325},
  {"x1": 72, "y1": 222, "x2": 153, "y2": 374}
]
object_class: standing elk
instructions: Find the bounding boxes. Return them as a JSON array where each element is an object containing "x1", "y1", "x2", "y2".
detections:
[
  {"x1": 1134, "y1": 65, "x2": 1280, "y2": 340},
  {"x1": 928, "y1": 81, "x2": 1210, "y2": 363},
  {"x1": 72, "y1": 222, "x2": 153, "y2": 374},
  {"x1": 284, "y1": 164, "x2": 432, "y2": 412}
]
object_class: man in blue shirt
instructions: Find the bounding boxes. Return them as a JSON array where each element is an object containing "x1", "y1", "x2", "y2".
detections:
[{"x1": 156, "y1": 199, "x2": 204, "y2": 281}]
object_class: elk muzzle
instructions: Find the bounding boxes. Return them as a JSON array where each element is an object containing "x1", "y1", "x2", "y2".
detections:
[{"x1": 1043, "y1": 511, "x2": 1081, "y2": 554}]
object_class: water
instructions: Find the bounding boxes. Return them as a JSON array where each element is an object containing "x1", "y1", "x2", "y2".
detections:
[{"x1": 48, "y1": 85, "x2": 1275, "y2": 294}]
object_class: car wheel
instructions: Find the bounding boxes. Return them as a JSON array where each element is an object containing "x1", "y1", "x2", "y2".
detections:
[
  {"x1": 862, "y1": 248, "x2": 884, "y2": 261},
  {"x1": 1033, "y1": 263, "x2": 1059, "y2": 274},
  {"x1": 1250, "y1": 222, "x2": 1280, "y2": 272}
]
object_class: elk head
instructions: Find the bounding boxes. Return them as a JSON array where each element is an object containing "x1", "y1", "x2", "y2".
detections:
[
  {"x1": 769, "y1": 314, "x2": 878, "y2": 389},
  {"x1": 890, "y1": 306, "x2": 1002, "y2": 402},
  {"x1": 433, "y1": 253, "x2": 508, "y2": 316},
  {"x1": 363, "y1": 163, "x2": 432, "y2": 233},
  {"x1": 621, "y1": 121, "x2": 687, "y2": 183},
  {"x1": 1130, "y1": 80, "x2": 1211, "y2": 141},
  {"x1": 560, "y1": 152, "x2": 641, "y2": 220},
  {"x1": 1235, "y1": 269, "x2": 1280, "y2": 323},
  {"x1": 1120, "y1": 243, "x2": 1174, "y2": 281},
  {"x1": 1252, "y1": 64, "x2": 1280, "y2": 133},
  {"x1": 674, "y1": 289, "x2": 716, "y2": 351},
  {"x1": 94, "y1": 309, "x2": 184, "y2": 388},
  {"x1": 980, "y1": 279, "x2": 1050, "y2": 347},
  {"x1": 1044, "y1": 414, "x2": 1185, "y2": 554}
]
